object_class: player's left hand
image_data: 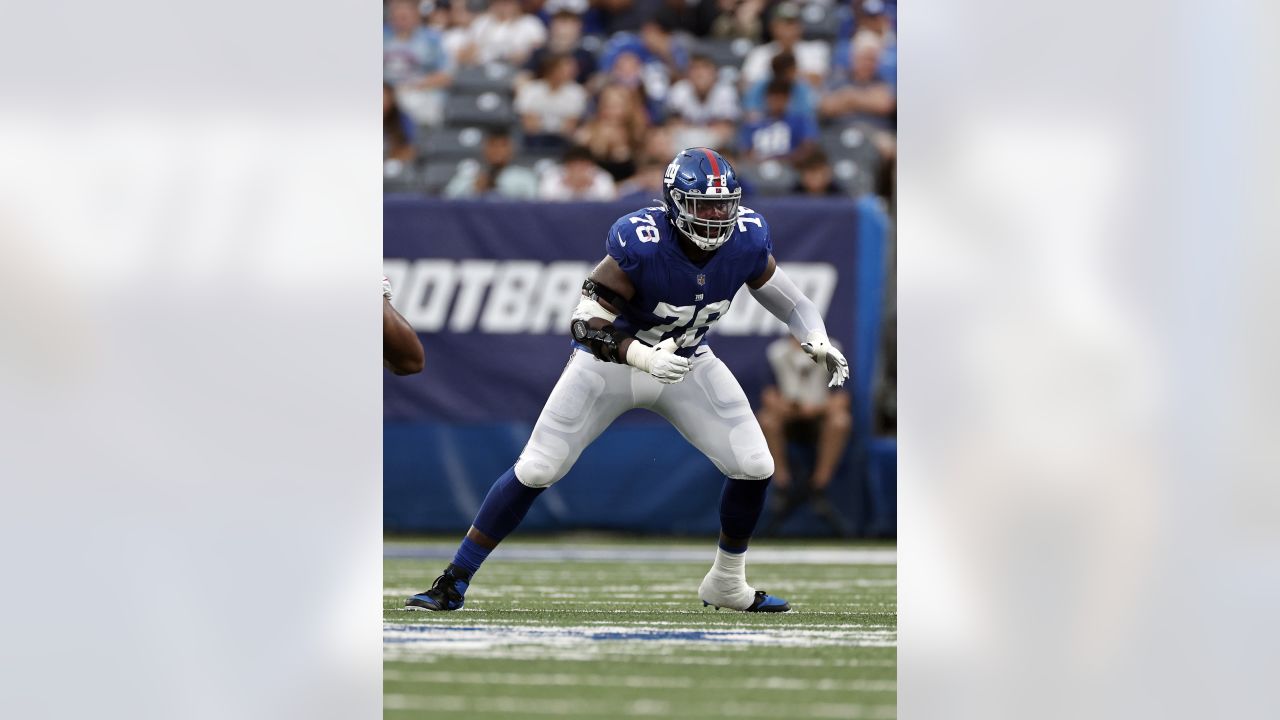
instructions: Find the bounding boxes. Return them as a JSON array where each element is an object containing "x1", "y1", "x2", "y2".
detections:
[
  {"x1": 382, "y1": 276, "x2": 393, "y2": 301},
  {"x1": 801, "y1": 335, "x2": 849, "y2": 388}
]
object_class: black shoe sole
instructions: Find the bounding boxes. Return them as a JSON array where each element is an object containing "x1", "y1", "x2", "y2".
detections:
[{"x1": 405, "y1": 598, "x2": 455, "y2": 611}]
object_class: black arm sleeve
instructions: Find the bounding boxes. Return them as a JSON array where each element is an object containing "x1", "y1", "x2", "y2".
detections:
[{"x1": 582, "y1": 278, "x2": 629, "y2": 313}]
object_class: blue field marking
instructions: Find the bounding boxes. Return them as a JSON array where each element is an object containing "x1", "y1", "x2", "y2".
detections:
[
  {"x1": 386, "y1": 624, "x2": 744, "y2": 644},
  {"x1": 383, "y1": 623, "x2": 897, "y2": 652},
  {"x1": 384, "y1": 544, "x2": 896, "y2": 565}
]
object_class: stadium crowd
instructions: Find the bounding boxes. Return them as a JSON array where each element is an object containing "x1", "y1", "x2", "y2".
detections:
[{"x1": 385, "y1": 0, "x2": 896, "y2": 201}]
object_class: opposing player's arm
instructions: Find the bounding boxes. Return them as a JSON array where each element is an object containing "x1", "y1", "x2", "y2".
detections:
[
  {"x1": 570, "y1": 255, "x2": 690, "y2": 383},
  {"x1": 747, "y1": 254, "x2": 849, "y2": 387},
  {"x1": 384, "y1": 296, "x2": 425, "y2": 376}
]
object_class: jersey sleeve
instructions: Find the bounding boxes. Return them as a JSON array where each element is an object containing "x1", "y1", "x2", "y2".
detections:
[
  {"x1": 605, "y1": 217, "x2": 643, "y2": 279},
  {"x1": 746, "y1": 214, "x2": 773, "y2": 281}
]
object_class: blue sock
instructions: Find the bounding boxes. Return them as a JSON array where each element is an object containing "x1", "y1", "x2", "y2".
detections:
[
  {"x1": 718, "y1": 476, "x2": 771, "y2": 553},
  {"x1": 450, "y1": 466, "x2": 545, "y2": 576},
  {"x1": 450, "y1": 537, "x2": 491, "y2": 577}
]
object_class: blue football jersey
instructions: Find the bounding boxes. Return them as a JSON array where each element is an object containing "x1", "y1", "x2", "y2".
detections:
[{"x1": 602, "y1": 205, "x2": 772, "y2": 357}]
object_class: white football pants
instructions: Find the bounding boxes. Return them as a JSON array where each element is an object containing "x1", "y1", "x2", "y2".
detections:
[{"x1": 513, "y1": 346, "x2": 775, "y2": 488}]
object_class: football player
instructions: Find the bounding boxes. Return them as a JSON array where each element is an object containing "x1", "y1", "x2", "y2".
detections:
[
  {"x1": 384, "y1": 276, "x2": 424, "y2": 376},
  {"x1": 406, "y1": 148, "x2": 848, "y2": 612}
]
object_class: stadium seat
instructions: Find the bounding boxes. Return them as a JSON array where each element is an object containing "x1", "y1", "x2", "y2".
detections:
[
  {"x1": 451, "y1": 63, "x2": 517, "y2": 94},
  {"x1": 514, "y1": 147, "x2": 563, "y2": 168},
  {"x1": 523, "y1": 157, "x2": 558, "y2": 178},
  {"x1": 831, "y1": 158, "x2": 876, "y2": 197},
  {"x1": 735, "y1": 159, "x2": 797, "y2": 197},
  {"x1": 820, "y1": 124, "x2": 882, "y2": 196},
  {"x1": 383, "y1": 160, "x2": 429, "y2": 195},
  {"x1": 443, "y1": 91, "x2": 516, "y2": 128},
  {"x1": 580, "y1": 34, "x2": 605, "y2": 57},
  {"x1": 421, "y1": 159, "x2": 479, "y2": 194},
  {"x1": 420, "y1": 125, "x2": 488, "y2": 161},
  {"x1": 694, "y1": 38, "x2": 751, "y2": 69},
  {"x1": 801, "y1": 2, "x2": 840, "y2": 41}
]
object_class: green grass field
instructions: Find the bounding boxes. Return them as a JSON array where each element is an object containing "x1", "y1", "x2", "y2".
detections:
[{"x1": 384, "y1": 537, "x2": 896, "y2": 719}]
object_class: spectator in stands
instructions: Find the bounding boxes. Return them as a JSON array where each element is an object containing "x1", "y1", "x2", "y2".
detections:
[
  {"x1": 515, "y1": 53, "x2": 588, "y2": 147},
  {"x1": 574, "y1": 84, "x2": 649, "y2": 182},
  {"x1": 444, "y1": 129, "x2": 539, "y2": 199},
  {"x1": 758, "y1": 336, "x2": 854, "y2": 537},
  {"x1": 464, "y1": 0, "x2": 548, "y2": 66},
  {"x1": 616, "y1": 123, "x2": 674, "y2": 200},
  {"x1": 641, "y1": 123, "x2": 676, "y2": 166},
  {"x1": 655, "y1": 0, "x2": 719, "y2": 38},
  {"x1": 383, "y1": 82, "x2": 418, "y2": 166},
  {"x1": 819, "y1": 31, "x2": 895, "y2": 130},
  {"x1": 740, "y1": 2, "x2": 829, "y2": 89},
  {"x1": 421, "y1": 0, "x2": 451, "y2": 32},
  {"x1": 665, "y1": 53, "x2": 740, "y2": 130},
  {"x1": 520, "y1": 9, "x2": 597, "y2": 88},
  {"x1": 442, "y1": 0, "x2": 484, "y2": 65},
  {"x1": 792, "y1": 149, "x2": 843, "y2": 196},
  {"x1": 709, "y1": 0, "x2": 764, "y2": 42},
  {"x1": 616, "y1": 155, "x2": 666, "y2": 202},
  {"x1": 595, "y1": 0, "x2": 665, "y2": 35},
  {"x1": 739, "y1": 79, "x2": 818, "y2": 162},
  {"x1": 384, "y1": 0, "x2": 454, "y2": 126},
  {"x1": 595, "y1": 49, "x2": 664, "y2": 122},
  {"x1": 854, "y1": 0, "x2": 897, "y2": 60},
  {"x1": 715, "y1": 146, "x2": 754, "y2": 196},
  {"x1": 665, "y1": 60, "x2": 739, "y2": 151},
  {"x1": 597, "y1": 19, "x2": 688, "y2": 116},
  {"x1": 638, "y1": 18, "x2": 688, "y2": 79},
  {"x1": 742, "y1": 50, "x2": 819, "y2": 122},
  {"x1": 537, "y1": 145, "x2": 617, "y2": 201}
]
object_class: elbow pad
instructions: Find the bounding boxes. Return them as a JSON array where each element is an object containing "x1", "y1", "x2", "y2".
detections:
[
  {"x1": 572, "y1": 277, "x2": 626, "y2": 324},
  {"x1": 571, "y1": 294, "x2": 618, "y2": 324}
]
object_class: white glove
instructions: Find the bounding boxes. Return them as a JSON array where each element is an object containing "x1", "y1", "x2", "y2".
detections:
[
  {"x1": 801, "y1": 333, "x2": 850, "y2": 388},
  {"x1": 382, "y1": 276, "x2": 393, "y2": 301},
  {"x1": 626, "y1": 337, "x2": 691, "y2": 384}
]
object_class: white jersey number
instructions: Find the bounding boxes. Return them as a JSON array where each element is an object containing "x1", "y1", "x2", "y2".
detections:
[
  {"x1": 636, "y1": 299, "x2": 732, "y2": 348},
  {"x1": 628, "y1": 213, "x2": 661, "y2": 243}
]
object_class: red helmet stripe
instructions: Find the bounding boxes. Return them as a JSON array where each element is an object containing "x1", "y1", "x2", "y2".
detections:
[{"x1": 702, "y1": 148, "x2": 720, "y2": 186}]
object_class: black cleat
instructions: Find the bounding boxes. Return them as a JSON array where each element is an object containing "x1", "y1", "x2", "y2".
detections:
[{"x1": 405, "y1": 564, "x2": 472, "y2": 611}]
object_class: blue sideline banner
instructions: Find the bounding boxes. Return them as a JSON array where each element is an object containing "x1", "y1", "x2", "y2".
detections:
[{"x1": 384, "y1": 196, "x2": 888, "y2": 536}]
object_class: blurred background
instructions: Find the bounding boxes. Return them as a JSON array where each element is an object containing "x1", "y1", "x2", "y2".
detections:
[
  {"x1": 382, "y1": 0, "x2": 897, "y2": 539},
  {"x1": 7, "y1": 0, "x2": 1280, "y2": 716}
]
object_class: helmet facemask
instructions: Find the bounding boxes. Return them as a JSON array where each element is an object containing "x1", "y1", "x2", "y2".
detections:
[{"x1": 670, "y1": 187, "x2": 742, "y2": 251}]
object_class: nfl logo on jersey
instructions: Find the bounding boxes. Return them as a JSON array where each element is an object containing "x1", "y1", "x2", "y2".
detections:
[{"x1": 697, "y1": 274, "x2": 706, "y2": 286}]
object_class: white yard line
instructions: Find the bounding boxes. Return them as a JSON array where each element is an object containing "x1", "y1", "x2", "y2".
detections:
[
  {"x1": 386, "y1": 544, "x2": 896, "y2": 565},
  {"x1": 384, "y1": 669, "x2": 896, "y2": 693},
  {"x1": 383, "y1": 578, "x2": 896, "y2": 597},
  {"x1": 387, "y1": 648, "x2": 897, "y2": 667},
  {"x1": 385, "y1": 694, "x2": 896, "y2": 718}
]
